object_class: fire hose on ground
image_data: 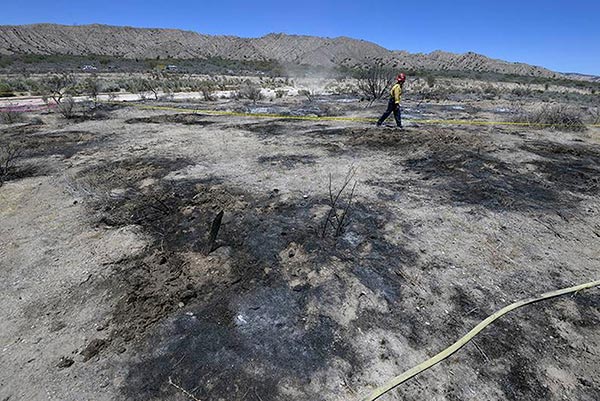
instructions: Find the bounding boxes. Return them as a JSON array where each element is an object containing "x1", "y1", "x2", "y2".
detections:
[{"x1": 360, "y1": 279, "x2": 600, "y2": 401}]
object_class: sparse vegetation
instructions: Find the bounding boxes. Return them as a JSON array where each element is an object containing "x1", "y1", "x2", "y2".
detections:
[
  {"x1": 356, "y1": 65, "x2": 394, "y2": 102},
  {"x1": 82, "y1": 75, "x2": 101, "y2": 108},
  {"x1": 195, "y1": 80, "x2": 216, "y2": 101},
  {"x1": 425, "y1": 75, "x2": 436, "y2": 88},
  {"x1": 0, "y1": 108, "x2": 25, "y2": 124},
  {"x1": 298, "y1": 89, "x2": 315, "y2": 102},
  {"x1": 514, "y1": 104, "x2": 587, "y2": 131},
  {"x1": 0, "y1": 141, "x2": 23, "y2": 187},
  {"x1": 587, "y1": 107, "x2": 600, "y2": 125},
  {"x1": 321, "y1": 167, "x2": 357, "y2": 238},
  {"x1": 2, "y1": 64, "x2": 600, "y2": 401},
  {"x1": 0, "y1": 81, "x2": 15, "y2": 97},
  {"x1": 40, "y1": 73, "x2": 79, "y2": 118},
  {"x1": 511, "y1": 86, "x2": 533, "y2": 98},
  {"x1": 236, "y1": 81, "x2": 263, "y2": 102}
]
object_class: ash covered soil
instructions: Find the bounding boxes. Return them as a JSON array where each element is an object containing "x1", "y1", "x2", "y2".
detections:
[{"x1": 1, "y1": 98, "x2": 600, "y2": 401}]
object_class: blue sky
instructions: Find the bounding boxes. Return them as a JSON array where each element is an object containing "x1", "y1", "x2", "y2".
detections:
[{"x1": 2, "y1": 0, "x2": 599, "y2": 75}]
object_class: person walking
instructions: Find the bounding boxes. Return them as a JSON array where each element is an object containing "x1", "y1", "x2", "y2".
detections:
[{"x1": 377, "y1": 73, "x2": 406, "y2": 128}]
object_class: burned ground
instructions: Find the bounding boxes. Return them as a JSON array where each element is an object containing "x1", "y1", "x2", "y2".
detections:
[
  {"x1": 521, "y1": 140, "x2": 600, "y2": 195},
  {"x1": 64, "y1": 153, "x2": 425, "y2": 401},
  {"x1": 257, "y1": 153, "x2": 317, "y2": 169},
  {"x1": 125, "y1": 113, "x2": 216, "y2": 126},
  {"x1": 1, "y1": 99, "x2": 599, "y2": 401},
  {"x1": 2, "y1": 122, "x2": 111, "y2": 159},
  {"x1": 0, "y1": 120, "x2": 114, "y2": 185}
]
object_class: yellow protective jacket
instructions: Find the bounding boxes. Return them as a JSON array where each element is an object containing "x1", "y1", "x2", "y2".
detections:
[{"x1": 390, "y1": 83, "x2": 403, "y2": 104}]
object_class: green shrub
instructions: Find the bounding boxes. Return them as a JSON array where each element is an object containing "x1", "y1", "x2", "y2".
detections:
[{"x1": 0, "y1": 82, "x2": 15, "y2": 97}]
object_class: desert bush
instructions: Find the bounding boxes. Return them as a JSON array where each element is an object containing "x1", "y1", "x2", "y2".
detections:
[
  {"x1": 56, "y1": 95, "x2": 77, "y2": 119},
  {"x1": 420, "y1": 86, "x2": 452, "y2": 102},
  {"x1": 43, "y1": 73, "x2": 76, "y2": 99},
  {"x1": 164, "y1": 76, "x2": 183, "y2": 93},
  {"x1": 127, "y1": 72, "x2": 168, "y2": 100},
  {"x1": 104, "y1": 84, "x2": 121, "y2": 93},
  {"x1": 236, "y1": 81, "x2": 263, "y2": 102},
  {"x1": 0, "y1": 82, "x2": 15, "y2": 97},
  {"x1": 40, "y1": 73, "x2": 78, "y2": 118},
  {"x1": 0, "y1": 109, "x2": 25, "y2": 124},
  {"x1": 194, "y1": 80, "x2": 216, "y2": 101},
  {"x1": 298, "y1": 89, "x2": 315, "y2": 102},
  {"x1": 0, "y1": 141, "x2": 22, "y2": 187},
  {"x1": 275, "y1": 89, "x2": 287, "y2": 98},
  {"x1": 82, "y1": 75, "x2": 101, "y2": 107},
  {"x1": 123, "y1": 78, "x2": 143, "y2": 95},
  {"x1": 511, "y1": 86, "x2": 532, "y2": 97},
  {"x1": 514, "y1": 105, "x2": 586, "y2": 131},
  {"x1": 482, "y1": 84, "x2": 499, "y2": 96},
  {"x1": 143, "y1": 76, "x2": 161, "y2": 100},
  {"x1": 325, "y1": 81, "x2": 358, "y2": 96},
  {"x1": 426, "y1": 75, "x2": 436, "y2": 88},
  {"x1": 587, "y1": 107, "x2": 600, "y2": 125},
  {"x1": 125, "y1": 78, "x2": 155, "y2": 100},
  {"x1": 356, "y1": 65, "x2": 394, "y2": 101}
]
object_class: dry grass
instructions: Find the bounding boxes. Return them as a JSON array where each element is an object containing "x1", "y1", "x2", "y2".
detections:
[
  {"x1": 0, "y1": 109, "x2": 25, "y2": 124},
  {"x1": 513, "y1": 104, "x2": 587, "y2": 131}
]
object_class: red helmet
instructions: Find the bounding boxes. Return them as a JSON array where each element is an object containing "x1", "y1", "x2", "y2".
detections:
[{"x1": 397, "y1": 73, "x2": 406, "y2": 82}]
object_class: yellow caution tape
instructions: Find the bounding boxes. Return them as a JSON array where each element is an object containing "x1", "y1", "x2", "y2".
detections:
[
  {"x1": 114, "y1": 102, "x2": 600, "y2": 128},
  {"x1": 360, "y1": 279, "x2": 600, "y2": 401}
]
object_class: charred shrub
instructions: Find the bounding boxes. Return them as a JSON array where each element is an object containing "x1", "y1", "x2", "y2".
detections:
[
  {"x1": 235, "y1": 81, "x2": 263, "y2": 102},
  {"x1": 0, "y1": 140, "x2": 23, "y2": 186},
  {"x1": 0, "y1": 109, "x2": 25, "y2": 124},
  {"x1": 513, "y1": 105, "x2": 586, "y2": 132}
]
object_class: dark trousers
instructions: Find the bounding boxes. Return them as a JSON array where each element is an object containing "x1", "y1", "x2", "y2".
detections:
[{"x1": 377, "y1": 98, "x2": 402, "y2": 127}]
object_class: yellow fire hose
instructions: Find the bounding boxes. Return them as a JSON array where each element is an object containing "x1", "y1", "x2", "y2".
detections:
[{"x1": 360, "y1": 279, "x2": 600, "y2": 401}]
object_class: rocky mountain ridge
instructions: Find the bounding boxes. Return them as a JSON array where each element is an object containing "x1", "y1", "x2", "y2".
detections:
[{"x1": 0, "y1": 23, "x2": 571, "y2": 78}]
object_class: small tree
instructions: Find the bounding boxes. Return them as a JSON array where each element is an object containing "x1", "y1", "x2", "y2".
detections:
[
  {"x1": 196, "y1": 80, "x2": 216, "y2": 101},
  {"x1": 59, "y1": 95, "x2": 77, "y2": 118},
  {"x1": 142, "y1": 76, "x2": 161, "y2": 101},
  {"x1": 356, "y1": 65, "x2": 394, "y2": 102},
  {"x1": 44, "y1": 73, "x2": 76, "y2": 104},
  {"x1": 41, "y1": 73, "x2": 77, "y2": 118},
  {"x1": 131, "y1": 72, "x2": 165, "y2": 101},
  {"x1": 82, "y1": 75, "x2": 101, "y2": 108}
]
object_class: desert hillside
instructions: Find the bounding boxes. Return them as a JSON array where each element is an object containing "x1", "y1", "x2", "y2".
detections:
[{"x1": 0, "y1": 23, "x2": 563, "y2": 78}]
